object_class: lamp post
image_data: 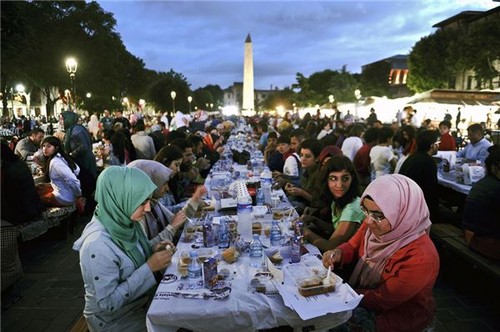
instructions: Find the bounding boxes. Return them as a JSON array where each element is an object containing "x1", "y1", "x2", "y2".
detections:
[
  {"x1": 65, "y1": 57, "x2": 78, "y2": 105},
  {"x1": 210, "y1": 103, "x2": 214, "y2": 111},
  {"x1": 187, "y1": 96, "x2": 192, "y2": 113},
  {"x1": 354, "y1": 89, "x2": 361, "y2": 119},
  {"x1": 170, "y1": 91, "x2": 176, "y2": 114}
]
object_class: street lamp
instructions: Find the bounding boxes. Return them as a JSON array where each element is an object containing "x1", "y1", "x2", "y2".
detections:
[
  {"x1": 187, "y1": 96, "x2": 192, "y2": 113},
  {"x1": 10, "y1": 84, "x2": 29, "y2": 117},
  {"x1": 65, "y1": 57, "x2": 78, "y2": 103},
  {"x1": 328, "y1": 95, "x2": 335, "y2": 105},
  {"x1": 210, "y1": 103, "x2": 214, "y2": 111},
  {"x1": 170, "y1": 91, "x2": 176, "y2": 114},
  {"x1": 354, "y1": 89, "x2": 362, "y2": 119}
]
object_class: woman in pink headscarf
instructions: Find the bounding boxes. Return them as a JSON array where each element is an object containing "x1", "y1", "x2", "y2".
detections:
[{"x1": 323, "y1": 174, "x2": 439, "y2": 332}]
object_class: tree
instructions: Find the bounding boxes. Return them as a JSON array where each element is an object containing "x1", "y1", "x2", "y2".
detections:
[
  {"x1": 407, "y1": 30, "x2": 453, "y2": 92},
  {"x1": 467, "y1": 19, "x2": 500, "y2": 89},
  {"x1": 360, "y1": 61, "x2": 391, "y2": 97},
  {"x1": 260, "y1": 88, "x2": 296, "y2": 111},
  {"x1": 148, "y1": 70, "x2": 190, "y2": 114},
  {"x1": 1, "y1": 1, "x2": 150, "y2": 116}
]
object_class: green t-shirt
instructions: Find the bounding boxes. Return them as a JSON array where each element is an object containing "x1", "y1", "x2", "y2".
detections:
[{"x1": 330, "y1": 197, "x2": 365, "y2": 230}]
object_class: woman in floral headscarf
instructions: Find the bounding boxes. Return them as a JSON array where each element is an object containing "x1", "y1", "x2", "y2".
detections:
[
  {"x1": 323, "y1": 174, "x2": 439, "y2": 332},
  {"x1": 127, "y1": 160, "x2": 188, "y2": 243},
  {"x1": 73, "y1": 166, "x2": 174, "y2": 331}
]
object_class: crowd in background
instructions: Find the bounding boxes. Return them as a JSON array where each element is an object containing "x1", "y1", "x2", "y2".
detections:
[{"x1": 1, "y1": 104, "x2": 499, "y2": 331}]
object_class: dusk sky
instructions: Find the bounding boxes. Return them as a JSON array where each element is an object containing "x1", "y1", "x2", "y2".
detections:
[{"x1": 96, "y1": 1, "x2": 498, "y2": 90}]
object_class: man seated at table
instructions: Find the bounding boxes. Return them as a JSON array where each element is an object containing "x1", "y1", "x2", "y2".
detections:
[
  {"x1": 462, "y1": 144, "x2": 500, "y2": 260},
  {"x1": 456, "y1": 123, "x2": 492, "y2": 162},
  {"x1": 169, "y1": 138, "x2": 202, "y2": 202},
  {"x1": 284, "y1": 139, "x2": 323, "y2": 214},
  {"x1": 1, "y1": 142, "x2": 44, "y2": 225},
  {"x1": 14, "y1": 128, "x2": 44, "y2": 160},
  {"x1": 399, "y1": 130, "x2": 440, "y2": 222}
]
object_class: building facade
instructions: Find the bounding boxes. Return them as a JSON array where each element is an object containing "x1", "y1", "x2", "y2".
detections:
[{"x1": 433, "y1": 6, "x2": 500, "y2": 91}]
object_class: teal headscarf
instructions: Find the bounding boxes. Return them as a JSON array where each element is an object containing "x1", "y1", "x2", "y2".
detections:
[{"x1": 94, "y1": 166, "x2": 157, "y2": 268}]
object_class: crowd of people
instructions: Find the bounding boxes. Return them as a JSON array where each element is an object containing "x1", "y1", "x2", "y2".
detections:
[{"x1": 1, "y1": 104, "x2": 499, "y2": 331}]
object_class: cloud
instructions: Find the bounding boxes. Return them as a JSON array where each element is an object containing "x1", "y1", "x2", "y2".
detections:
[{"x1": 97, "y1": 0, "x2": 498, "y2": 89}]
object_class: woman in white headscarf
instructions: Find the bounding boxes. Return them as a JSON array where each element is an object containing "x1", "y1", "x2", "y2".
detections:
[
  {"x1": 127, "y1": 160, "x2": 187, "y2": 244},
  {"x1": 323, "y1": 174, "x2": 439, "y2": 332},
  {"x1": 87, "y1": 114, "x2": 100, "y2": 141}
]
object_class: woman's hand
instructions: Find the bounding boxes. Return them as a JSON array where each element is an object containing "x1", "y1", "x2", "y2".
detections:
[
  {"x1": 147, "y1": 249, "x2": 174, "y2": 272},
  {"x1": 286, "y1": 183, "x2": 303, "y2": 197},
  {"x1": 153, "y1": 240, "x2": 175, "y2": 253},
  {"x1": 322, "y1": 249, "x2": 342, "y2": 269},
  {"x1": 300, "y1": 214, "x2": 316, "y2": 226},
  {"x1": 192, "y1": 185, "x2": 207, "y2": 201},
  {"x1": 170, "y1": 211, "x2": 186, "y2": 230}
]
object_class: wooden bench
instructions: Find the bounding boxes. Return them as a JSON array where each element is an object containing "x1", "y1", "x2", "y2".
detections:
[
  {"x1": 430, "y1": 223, "x2": 500, "y2": 281},
  {"x1": 18, "y1": 205, "x2": 77, "y2": 242}
]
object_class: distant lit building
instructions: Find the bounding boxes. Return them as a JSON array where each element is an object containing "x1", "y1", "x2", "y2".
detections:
[
  {"x1": 223, "y1": 82, "x2": 276, "y2": 113},
  {"x1": 361, "y1": 54, "x2": 411, "y2": 98}
]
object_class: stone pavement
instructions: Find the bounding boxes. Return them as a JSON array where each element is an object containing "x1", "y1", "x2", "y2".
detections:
[{"x1": 1, "y1": 214, "x2": 499, "y2": 332}]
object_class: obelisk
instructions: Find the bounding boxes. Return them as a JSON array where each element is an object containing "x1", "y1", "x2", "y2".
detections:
[{"x1": 242, "y1": 33, "x2": 254, "y2": 113}]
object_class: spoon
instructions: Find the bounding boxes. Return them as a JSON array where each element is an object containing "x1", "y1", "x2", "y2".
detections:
[{"x1": 323, "y1": 266, "x2": 334, "y2": 285}]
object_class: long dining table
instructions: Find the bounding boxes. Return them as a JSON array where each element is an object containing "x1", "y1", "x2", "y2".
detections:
[{"x1": 146, "y1": 162, "x2": 359, "y2": 332}]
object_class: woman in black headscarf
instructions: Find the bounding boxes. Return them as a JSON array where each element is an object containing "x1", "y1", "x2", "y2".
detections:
[{"x1": 61, "y1": 111, "x2": 97, "y2": 208}]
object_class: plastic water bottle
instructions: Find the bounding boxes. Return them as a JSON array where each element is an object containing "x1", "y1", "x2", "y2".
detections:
[
  {"x1": 250, "y1": 234, "x2": 264, "y2": 268},
  {"x1": 218, "y1": 218, "x2": 230, "y2": 249},
  {"x1": 270, "y1": 220, "x2": 282, "y2": 247},
  {"x1": 203, "y1": 218, "x2": 216, "y2": 248},
  {"x1": 260, "y1": 166, "x2": 273, "y2": 205},
  {"x1": 256, "y1": 188, "x2": 265, "y2": 206},
  {"x1": 188, "y1": 251, "x2": 203, "y2": 288},
  {"x1": 290, "y1": 236, "x2": 301, "y2": 263},
  {"x1": 237, "y1": 194, "x2": 253, "y2": 241}
]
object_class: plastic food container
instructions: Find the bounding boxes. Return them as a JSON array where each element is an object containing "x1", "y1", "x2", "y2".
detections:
[
  {"x1": 271, "y1": 207, "x2": 289, "y2": 220},
  {"x1": 296, "y1": 276, "x2": 336, "y2": 297},
  {"x1": 252, "y1": 205, "x2": 268, "y2": 218},
  {"x1": 177, "y1": 249, "x2": 215, "y2": 276}
]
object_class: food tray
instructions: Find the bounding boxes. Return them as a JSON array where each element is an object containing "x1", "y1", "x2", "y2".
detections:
[
  {"x1": 177, "y1": 248, "x2": 215, "y2": 276},
  {"x1": 296, "y1": 276, "x2": 336, "y2": 297}
]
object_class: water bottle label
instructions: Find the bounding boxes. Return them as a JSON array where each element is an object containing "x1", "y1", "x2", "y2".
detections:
[
  {"x1": 237, "y1": 202, "x2": 252, "y2": 213},
  {"x1": 188, "y1": 269, "x2": 202, "y2": 279},
  {"x1": 262, "y1": 177, "x2": 272, "y2": 186}
]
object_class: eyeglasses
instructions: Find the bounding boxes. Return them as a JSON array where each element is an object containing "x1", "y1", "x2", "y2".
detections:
[{"x1": 360, "y1": 205, "x2": 385, "y2": 223}]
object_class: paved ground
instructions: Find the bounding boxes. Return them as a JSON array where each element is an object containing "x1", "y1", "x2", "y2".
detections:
[{"x1": 1, "y1": 214, "x2": 499, "y2": 332}]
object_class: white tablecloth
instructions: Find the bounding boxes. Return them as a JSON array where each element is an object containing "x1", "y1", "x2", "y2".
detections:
[
  {"x1": 438, "y1": 172, "x2": 471, "y2": 195},
  {"x1": 146, "y1": 246, "x2": 352, "y2": 332},
  {"x1": 147, "y1": 166, "x2": 353, "y2": 331}
]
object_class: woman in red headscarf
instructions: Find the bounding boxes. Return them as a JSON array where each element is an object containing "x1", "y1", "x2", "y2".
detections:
[{"x1": 323, "y1": 174, "x2": 439, "y2": 332}]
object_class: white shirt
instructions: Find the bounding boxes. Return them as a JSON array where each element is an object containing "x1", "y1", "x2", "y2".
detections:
[
  {"x1": 283, "y1": 152, "x2": 300, "y2": 177},
  {"x1": 369, "y1": 145, "x2": 396, "y2": 181},
  {"x1": 174, "y1": 111, "x2": 192, "y2": 129},
  {"x1": 50, "y1": 153, "x2": 81, "y2": 205},
  {"x1": 160, "y1": 112, "x2": 169, "y2": 129}
]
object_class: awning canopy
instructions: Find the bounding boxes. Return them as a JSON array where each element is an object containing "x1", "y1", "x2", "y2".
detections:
[{"x1": 407, "y1": 89, "x2": 500, "y2": 107}]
